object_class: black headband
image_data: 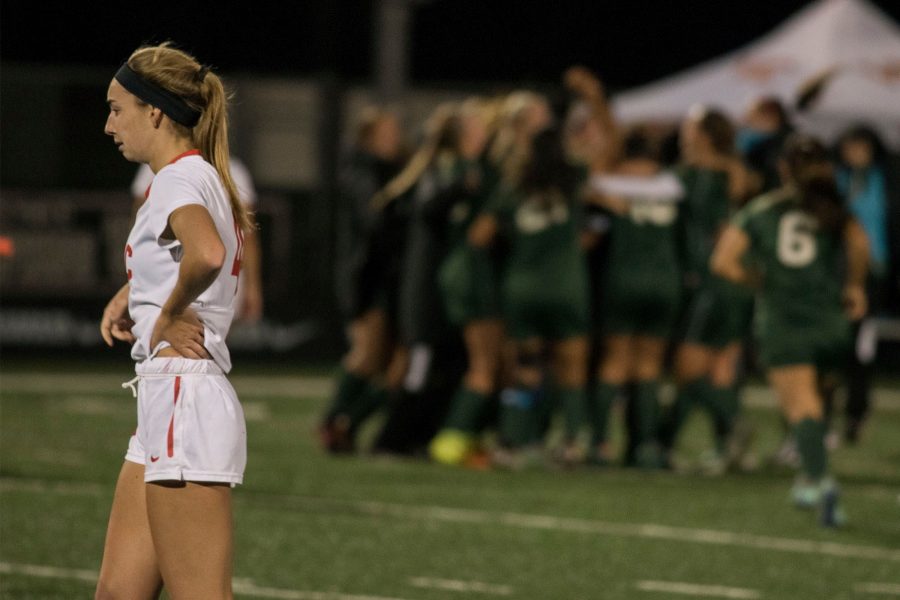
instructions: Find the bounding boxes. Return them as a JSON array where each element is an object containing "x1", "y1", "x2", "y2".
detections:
[{"x1": 114, "y1": 63, "x2": 202, "y2": 127}]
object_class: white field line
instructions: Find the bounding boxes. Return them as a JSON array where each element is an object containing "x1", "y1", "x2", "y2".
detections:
[
  {"x1": 3, "y1": 372, "x2": 900, "y2": 411},
  {"x1": 0, "y1": 373, "x2": 335, "y2": 398},
  {"x1": 855, "y1": 582, "x2": 900, "y2": 595},
  {"x1": 347, "y1": 499, "x2": 900, "y2": 564},
  {"x1": 408, "y1": 576, "x2": 512, "y2": 595},
  {"x1": 0, "y1": 561, "x2": 415, "y2": 600},
  {"x1": 636, "y1": 580, "x2": 760, "y2": 599},
  {"x1": 6, "y1": 477, "x2": 897, "y2": 565},
  {"x1": 0, "y1": 561, "x2": 97, "y2": 584}
]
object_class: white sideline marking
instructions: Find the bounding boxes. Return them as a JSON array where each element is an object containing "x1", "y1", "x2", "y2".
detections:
[
  {"x1": 636, "y1": 580, "x2": 760, "y2": 599},
  {"x1": 231, "y1": 580, "x2": 414, "y2": 600},
  {"x1": 0, "y1": 561, "x2": 97, "y2": 584},
  {"x1": 4, "y1": 372, "x2": 900, "y2": 411},
  {"x1": 0, "y1": 373, "x2": 334, "y2": 398},
  {"x1": 3, "y1": 477, "x2": 899, "y2": 565},
  {"x1": 409, "y1": 576, "x2": 512, "y2": 595},
  {"x1": 0, "y1": 561, "x2": 415, "y2": 600},
  {"x1": 855, "y1": 582, "x2": 900, "y2": 595},
  {"x1": 351, "y1": 499, "x2": 900, "y2": 564}
]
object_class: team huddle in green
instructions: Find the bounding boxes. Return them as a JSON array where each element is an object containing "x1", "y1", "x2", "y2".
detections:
[{"x1": 321, "y1": 69, "x2": 872, "y2": 530}]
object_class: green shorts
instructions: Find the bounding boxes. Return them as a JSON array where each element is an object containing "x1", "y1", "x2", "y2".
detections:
[
  {"x1": 503, "y1": 274, "x2": 589, "y2": 340},
  {"x1": 681, "y1": 278, "x2": 754, "y2": 348},
  {"x1": 438, "y1": 245, "x2": 500, "y2": 327},
  {"x1": 603, "y1": 273, "x2": 681, "y2": 339},
  {"x1": 758, "y1": 313, "x2": 851, "y2": 369}
]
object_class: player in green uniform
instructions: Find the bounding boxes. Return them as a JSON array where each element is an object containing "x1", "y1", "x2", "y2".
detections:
[
  {"x1": 586, "y1": 129, "x2": 684, "y2": 468},
  {"x1": 370, "y1": 103, "x2": 488, "y2": 456},
  {"x1": 712, "y1": 135, "x2": 869, "y2": 527},
  {"x1": 659, "y1": 107, "x2": 755, "y2": 473},
  {"x1": 470, "y1": 127, "x2": 591, "y2": 466},
  {"x1": 320, "y1": 107, "x2": 406, "y2": 452},
  {"x1": 425, "y1": 100, "x2": 507, "y2": 466}
]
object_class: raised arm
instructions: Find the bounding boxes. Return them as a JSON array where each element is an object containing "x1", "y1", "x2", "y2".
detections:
[{"x1": 564, "y1": 66, "x2": 621, "y2": 169}]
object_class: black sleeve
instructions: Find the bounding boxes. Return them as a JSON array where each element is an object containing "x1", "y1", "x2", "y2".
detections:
[{"x1": 419, "y1": 177, "x2": 471, "y2": 226}]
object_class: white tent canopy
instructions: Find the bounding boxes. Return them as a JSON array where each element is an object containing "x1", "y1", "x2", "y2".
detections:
[{"x1": 612, "y1": 0, "x2": 900, "y2": 147}]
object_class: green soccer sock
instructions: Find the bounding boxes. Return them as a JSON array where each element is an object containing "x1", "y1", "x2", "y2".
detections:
[
  {"x1": 660, "y1": 379, "x2": 710, "y2": 450},
  {"x1": 348, "y1": 384, "x2": 388, "y2": 433},
  {"x1": 590, "y1": 382, "x2": 619, "y2": 446},
  {"x1": 709, "y1": 386, "x2": 740, "y2": 452},
  {"x1": 795, "y1": 418, "x2": 828, "y2": 481},
  {"x1": 554, "y1": 386, "x2": 587, "y2": 442},
  {"x1": 443, "y1": 387, "x2": 489, "y2": 434},
  {"x1": 635, "y1": 380, "x2": 661, "y2": 446},
  {"x1": 326, "y1": 369, "x2": 369, "y2": 422},
  {"x1": 499, "y1": 387, "x2": 539, "y2": 447}
]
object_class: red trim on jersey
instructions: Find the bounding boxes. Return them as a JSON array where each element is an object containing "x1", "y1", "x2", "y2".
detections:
[
  {"x1": 125, "y1": 244, "x2": 133, "y2": 280},
  {"x1": 166, "y1": 376, "x2": 182, "y2": 458},
  {"x1": 231, "y1": 219, "x2": 244, "y2": 277},
  {"x1": 144, "y1": 149, "x2": 202, "y2": 199}
]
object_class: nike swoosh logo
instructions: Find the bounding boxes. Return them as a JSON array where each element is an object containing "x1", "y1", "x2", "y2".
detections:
[{"x1": 150, "y1": 456, "x2": 160, "y2": 463}]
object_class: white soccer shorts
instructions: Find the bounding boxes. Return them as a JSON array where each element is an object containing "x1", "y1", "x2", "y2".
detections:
[{"x1": 124, "y1": 357, "x2": 246, "y2": 485}]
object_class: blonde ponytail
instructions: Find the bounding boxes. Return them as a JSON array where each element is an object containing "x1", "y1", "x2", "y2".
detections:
[{"x1": 194, "y1": 72, "x2": 254, "y2": 232}]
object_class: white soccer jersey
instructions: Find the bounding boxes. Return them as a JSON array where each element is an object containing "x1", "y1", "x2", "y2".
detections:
[
  {"x1": 125, "y1": 151, "x2": 243, "y2": 372},
  {"x1": 131, "y1": 157, "x2": 257, "y2": 208}
]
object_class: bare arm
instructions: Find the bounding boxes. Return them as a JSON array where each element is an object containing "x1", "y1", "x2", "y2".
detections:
[
  {"x1": 237, "y1": 228, "x2": 264, "y2": 322},
  {"x1": 725, "y1": 158, "x2": 752, "y2": 205},
  {"x1": 564, "y1": 66, "x2": 621, "y2": 170},
  {"x1": 468, "y1": 213, "x2": 499, "y2": 249},
  {"x1": 710, "y1": 224, "x2": 754, "y2": 286},
  {"x1": 100, "y1": 282, "x2": 135, "y2": 347},
  {"x1": 843, "y1": 218, "x2": 870, "y2": 321},
  {"x1": 583, "y1": 190, "x2": 628, "y2": 215},
  {"x1": 150, "y1": 204, "x2": 226, "y2": 358}
]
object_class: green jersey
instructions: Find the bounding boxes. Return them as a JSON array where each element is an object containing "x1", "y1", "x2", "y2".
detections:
[
  {"x1": 677, "y1": 165, "x2": 730, "y2": 281},
  {"x1": 602, "y1": 185, "x2": 682, "y2": 338},
  {"x1": 733, "y1": 188, "x2": 850, "y2": 366},
  {"x1": 676, "y1": 165, "x2": 753, "y2": 346},
  {"x1": 437, "y1": 158, "x2": 502, "y2": 326},
  {"x1": 490, "y1": 183, "x2": 589, "y2": 339},
  {"x1": 444, "y1": 159, "x2": 499, "y2": 247}
]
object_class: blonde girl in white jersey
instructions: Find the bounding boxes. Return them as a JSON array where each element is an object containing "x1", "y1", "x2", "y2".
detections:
[{"x1": 97, "y1": 43, "x2": 253, "y2": 599}]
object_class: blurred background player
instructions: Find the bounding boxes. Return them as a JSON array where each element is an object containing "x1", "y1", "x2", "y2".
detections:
[
  {"x1": 712, "y1": 134, "x2": 869, "y2": 527},
  {"x1": 586, "y1": 127, "x2": 684, "y2": 468},
  {"x1": 320, "y1": 106, "x2": 406, "y2": 453},
  {"x1": 132, "y1": 155, "x2": 264, "y2": 324},
  {"x1": 832, "y1": 124, "x2": 900, "y2": 443},
  {"x1": 658, "y1": 106, "x2": 755, "y2": 474},
  {"x1": 368, "y1": 103, "x2": 476, "y2": 455},
  {"x1": 471, "y1": 127, "x2": 591, "y2": 468},
  {"x1": 737, "y1": 96, "x2": 794, "y2": 194},
  {"x1": 425, "y1": 99, "x2": 506, "y2": 467}
]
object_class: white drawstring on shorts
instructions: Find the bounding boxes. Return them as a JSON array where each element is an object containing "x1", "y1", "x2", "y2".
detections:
[{"x1": 121, "y1": 375, "x2": 140, "y2": 398}]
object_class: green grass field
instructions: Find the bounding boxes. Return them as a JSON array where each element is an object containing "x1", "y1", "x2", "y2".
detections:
[{"x1": 2, "y1": 362, "x2": 899, "y2": 599}]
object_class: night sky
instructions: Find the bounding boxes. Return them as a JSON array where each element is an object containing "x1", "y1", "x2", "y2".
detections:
[{"x1": 4, "y1": 0, "x2": 899, "y2": 91}]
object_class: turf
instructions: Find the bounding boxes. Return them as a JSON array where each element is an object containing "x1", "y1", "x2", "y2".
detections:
[{"x1": 1, "y1": 364, "x2": 899, "y2": 599}]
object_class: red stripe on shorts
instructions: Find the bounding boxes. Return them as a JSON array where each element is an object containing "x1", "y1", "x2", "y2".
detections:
[{"x1": 167, "y1": 376, "x2": 181, "y2": 458}]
